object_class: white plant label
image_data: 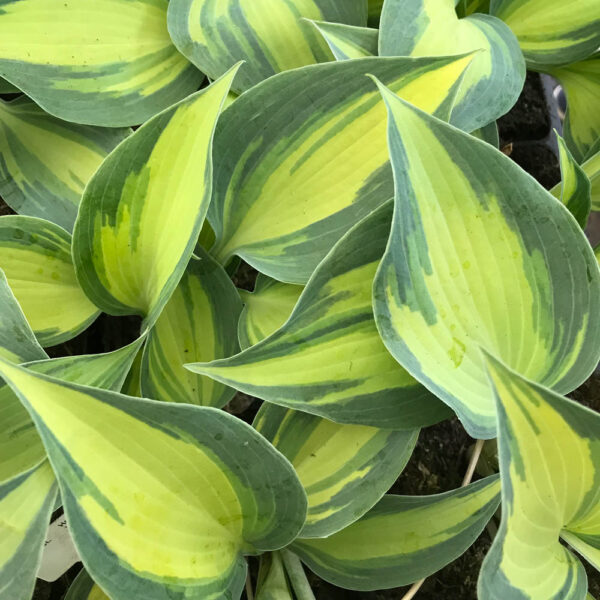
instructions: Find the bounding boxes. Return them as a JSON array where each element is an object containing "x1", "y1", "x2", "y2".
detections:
[{"x1": 37, "y1": 515, "x2": 81, "y2": 582}]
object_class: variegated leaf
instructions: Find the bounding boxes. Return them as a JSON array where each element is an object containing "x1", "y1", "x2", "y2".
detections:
[
  {"x1": 194, "y1": 203, "x2": 451, "y2": 429},
  {"x1": 0, "y1": 97, "x2": 129, "y2": 232},
  {"x1": 167, "y1": 0, "x2": 367, "y2": 93},
  {"x1": 0, "y1": 357, "x2": 307, "y2": 600},
  {"x1": 254, "y1": 402, "x2": 417, "y2": 538},
  {"x1": 208, "y1": 54, "x2": 472, "y2": 283},
  {"x1": 0, "y1": 461, "x2": 57, "y2": 600},
  {"x1": 141, "y1": 249, "x2": 242, "y2": 408},
  {"x1": 256, "y1": 552, "x2": 294, "y2": 600},
  {"x1": 490, "y1": 0, "x2": 600, "y2": 69},
  {"x1": 310, "y1": 20, "x2": 378, "y2": 60},
  {"x1": 73, "y1": 68, "x2": 237, "y2": 329},
  {"x1": 551, "y1": 133, "x2": 592, "y2": 228},
  {"x1": 238, "y1": 274, "x2": 303, "y2": 350},
  {"x1": 471, "y1": 120, "x2": 500, "y2": 148},
  {"x1": 0, "y1": 215, "x2": 99, "y2": 346},
  {"x1": 64, "y1": 570, "x2": 110, "y2": 600},
  {"x1": 373, "y1": 83, "x2": 600, "y2": 438},
  {"x1": 0, "y1": 339, "x2": 143, "y2": 484},
  {"x1": 549, "y1": 54, "x2": 600, "y2": 163},
  {"x1": 379, "y1": 0, "x2": 525, "y2": 131},
  {"x1": 293, "y1": 476, "x2": 501, "y2": 591},
  {"x1": 583, "y1": 148, "x2": 600, "y2": 212},
  {"x1": 0, "y1": 268, "x2": 46, "y2": 363},
  {"x1": 0, "y1": 0, "x2": 203, "y2": 126},
  {"x1": 479, "y1": 355, "x2": 600, "y2": 600}
]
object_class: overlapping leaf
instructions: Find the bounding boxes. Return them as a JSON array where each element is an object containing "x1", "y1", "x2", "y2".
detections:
[
  {"x1": 311, "y1": 21, "x2": 378, "y2": 60},
  {"x1": 194, "y1": 203, "x2": 451, "y2": 429},
  {"x1": 490, "y1": 0, "x2": 600, "y2": 69},
  {"x1": 0, "y1": 461, "x2": 57, "y2": 600},
  {"x1": 379, "y1": 0, "x2": 525, "y2": 131},
  {"x1": 208, "y1": 54, "x2": 472, "y2": 283},
  {"x1": 549, "y1": 54, "x2": 600, "y2": 163},
  {"x1": 64, "y1": 570, "x2": 110, "y2": 600},
  {"x1": 167, "y1": 0, "x2": 367, "y2": 93},
  {"x1": 0, "y1": 0, "x2": 203, "y2": 126},
  {"x1": 255, "y1": 553, "x2": 294, "y2": 600},
  {"x1": 373, "y1": 84, "x2": 600, "y2": 438},
  {"x1": 237, "y1": 274, "x2": 303, "y2": 350},
  {"x1": 551, "y1": 133, "x2": 592, "y2": 228},
  {"x1": 0, "y1": 340, "x2": 142, "y2": 484},
  {"x1": 0, "y1": 97, "x2": 129, "y2": 231},
  {"x1": 368, "y1": 0, "x2": 383, "y2": 25},
  {"x1": 141, "y1": 250, "x2": 242, "y2": 407},
  {"x1": 584, "y1": 149, "x2": 600, "y2": 211},
  {"x1": 0, "y1": 78, "x2": 18, "y2": 94},
  {"x1": 0, "y1": 216, "x2": 99, "y2": 346},
  {"x1": 73, "y1": 68, "x2": 237, "y2": 328},
  {"x1": 479, "y1": 355, "x2": 600, "y2": 600},
  {"x1": 0, "y1": 269, "x2": 46, "y2": 363},
  {"x1": 293, "y1": 476, "x2": 501, "y2": 591},
  {"x1": 0, "y1": 357, "x2": 307, "y2": 600},
  {"x1": 254, "y1": 402, "x2": 417, "y2": 538}
]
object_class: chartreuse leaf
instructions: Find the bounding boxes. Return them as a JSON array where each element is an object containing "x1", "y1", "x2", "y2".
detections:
[
  {"x1": 0, "y1": 269, "x2": 46, "y2": 363},
  {"x1": 0, "y1": 216, "x2": 99, "y2": 347},
  {"x1": 209, "y1": 55, "x2": 473, "y2": 283},
  {"x1": 550, "y1": 55, "x2": 600, "y2": 163},
  {"x1": 167, "y1": 0, "x2": 367, "y2": 93},
  {"x1": 256, "y1": 552, "x2": 294, "y2": 600},
  {"x1": 72, "y1": 68, "x2": 238, "y2": 329},
  {"x1": 238, "y1": 274, "x2": 303, "y2": 350},
  {"x1": 478, "y1": 355, "x2": 600, "y2": 600},
  {"x1": 0, "y1": 97, "x2": 129, "y2": 232},
  {"x1": 373, "y1": 83, "x2": 600, "y2": 438},
  {"x1": 456, "y1": 0, "x2": 491, "y2": 18},
  {"x1": 0, "y1": 0, "x2": 203, "y2": 127},
  {"x1": 490, "y1": 0, "x2": 600, "y2": 69},
  {"x1": 0, "y1": 339, "x2": 143, "y2": 484},
  {"x1": 310, "y1": 21, "x2": 378, "y2": 60},
  {"x1": 141, "y1": 249, "x2": 242, "y2": 408},
  {"x1": 121, "y1": 346, "x2": 144, "y2": 397},
  {"x1": 0, "y1": 461, "x2": 57, "y2": 600},
  {"x1": 64, "y1": 570, "x2": 110, "y2": 600},
  {"x1": 379, "y1": 0, "x2": 525, "y2": 131},
  {"x1": 583, "y1": 149, "x2": 600, "y2": 211},
  {"x1": 551, "y1": 133, "x2": 592, "y2": 228},
  {"x1": 194, "y1": 203, "x2": 451, "y2": 429},
  {"x1": 0, "y1": 358, "x2": 307, "y2": 600},
  {"x1": 293, "y1": 475, "x2": 501, "y2": 591},
  {"x1": 0, "y1": 78, "x2": 18, "y2": 94},
  {"x1": 254, "y1": 402, "x2": 417, "y2": 538}
]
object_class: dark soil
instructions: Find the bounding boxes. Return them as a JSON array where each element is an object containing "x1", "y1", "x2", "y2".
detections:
[{"x1": 3, "y1": 68, "x2": 596, "y2": 600}]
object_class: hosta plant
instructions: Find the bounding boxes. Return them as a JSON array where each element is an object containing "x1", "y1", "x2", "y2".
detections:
[{"x1": 0, "y1": 0, "x2": 599, "y2": 599}]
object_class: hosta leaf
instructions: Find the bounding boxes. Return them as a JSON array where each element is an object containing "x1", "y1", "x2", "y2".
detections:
[
  {"x1": 141, "y1": 249, "x2": 242, "y2": 408},
  {"x1": 121, "y1": 346, "x2": 144, "y2": 397},
  {"x1": 0, "y1": 97, "x2": 129, "y2": 232},
  {"x1": 254, "y1": 402, "x2": 417, "y2": 538},
  {"x1": 73, "y1": 68, "x2": 237, "y2": 329},
  {"x1": 471, "y1": 121, "x2": 500, "y2": 148},
  {"x1": 0, "y1": 339, "x2": 143, "y2": 484},
  {"x1": 549, "y1": 55, "x2": 600, "y2": 163},
  {"x1": 551, "y1": 133, "x2": 591, "y2": 228},
  {"x1": 478, "y1": 355, "x2": 600, "y2": 600},
  {"x1": 256, "y1": 552, "x2": 294, "y2": 600},
  {"x1": 490, "y1": 0, "x2": 600, "y2": 69},
  {"x1": 194, "y1": 203, "x2": 451, "y2": 429},
  {"x1": 0, "y1": 461, "x2": 57, "y2": 600},
  {"x1": 456, "y1": 0, "x2": 491, "y2": 18},
  {"x1": 0, "y1": 269, "x2": 46, "y2": 363},
  {"x1": 0, "y1": 358, "x2": 307, "y2": 600},
  {"x1": 585, "y1": 149, "x2": 600, "y2": 211},
  {"x1": 167, "y1": 0, "x2": 367, "y2": 93},
  {"x1": 0, "y1": 216, "x2": 99, "y2": 347},
  {"x1": 379, "y1": 0, "x2": 525, "y2": 131},
  {"x1": 238, "y1": 274, "x2": 303, "y2": 350},
  {"x1": 0, "y1": 0, "x2": 203, "y2": 127},
  {"x1": 209, "y1": 54, "x2": 473, "y2": 283},
  {"x1": 0, "y1": 78, "x2": 18, "y2": 94},
  {"x1": 64, "y1": 570, "x2": 110, "y2": 600},
  {"x1": 310, "y1": 21, "x2": 378, "y2": 60},
  {"x1": 368, "y1": 0, "x2": 383, "y2": 25},
  {"x1": 373, "y1": 83, "x2": 600, "y2": 438},
  {"x1": 293, "y1": 476, "x2": 501, "y2": 591}
]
